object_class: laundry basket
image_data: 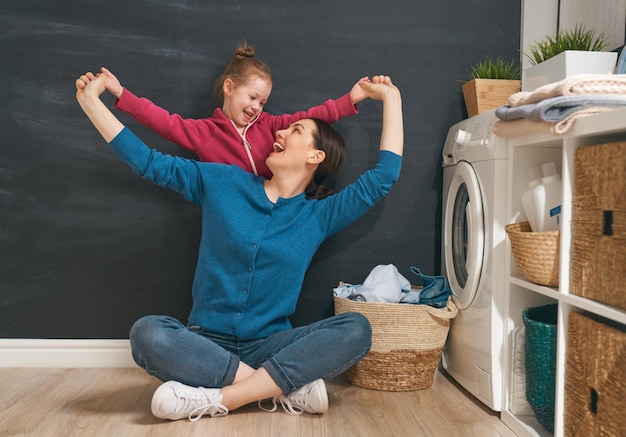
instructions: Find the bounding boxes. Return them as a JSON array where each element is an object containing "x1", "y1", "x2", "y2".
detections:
[
  {"x1": 523, "y1": 303, "x2": 558, "y2": 433},
  {"x1": 565, "y1": 312, "x2": 626, "y2": 436},
  {"x1": 505, "y1": 222, "x2": 560, "y2": 287},
  {"x1": 333, "y1": 295, "x2": 457, "y2": 391}
]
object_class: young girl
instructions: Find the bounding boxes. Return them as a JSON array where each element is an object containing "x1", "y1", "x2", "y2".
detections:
[
  {"x1": 93, "y1": 43, "x2": 368, "y2": 178},
  {"x1": 75, "y1": 70, "x2": 403, "y2": 421}
]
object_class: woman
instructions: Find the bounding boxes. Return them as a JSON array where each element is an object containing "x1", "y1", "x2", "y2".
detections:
[{"x1": 75, "y1": 71, "x2": 403, "y2": 421}]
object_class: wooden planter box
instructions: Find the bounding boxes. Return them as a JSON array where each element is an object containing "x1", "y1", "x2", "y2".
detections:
[{"x1": 462, "y1": 79, "x2": 521, "y2": 117}]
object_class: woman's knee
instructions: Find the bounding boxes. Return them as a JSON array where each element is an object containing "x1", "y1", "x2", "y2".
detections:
[
  {"x1": 129, "y1": 315, "x2": 183, "y2": 355},
  {"x1": 337, "y1": 312, "x2": 372, "y2": 350}
]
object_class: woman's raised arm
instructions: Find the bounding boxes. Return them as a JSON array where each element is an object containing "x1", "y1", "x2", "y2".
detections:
[
  {"x1": 360, "y1": 75, "x2": 403, "y2": 157},
  {"x1": 75, "y1": 71, "x2": 124, "y2": 142}
]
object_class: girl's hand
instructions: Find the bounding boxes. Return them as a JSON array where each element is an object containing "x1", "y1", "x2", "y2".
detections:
[
  {"x1": 350, "y1": 76, "x2": 370, "y2": 105},
  {"x1": 99, "y1": 67, "x2": 124, "y2": 99}
]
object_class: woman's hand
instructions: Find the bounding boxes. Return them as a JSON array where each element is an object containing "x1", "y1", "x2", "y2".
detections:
[
  {"x1": 75, "y1": 71, "x2": 106, "y2": 102},
  {"x1": 359, "y1": 75, "x2": 400, "y2": 102}
]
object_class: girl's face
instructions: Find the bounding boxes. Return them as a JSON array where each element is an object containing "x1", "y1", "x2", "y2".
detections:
[
  {"x1": 222, "y1": 75, "x2": 272, "y2": 129},
  {"x1": 267, "y1": 119, "x2": 324, "y2": 171}
]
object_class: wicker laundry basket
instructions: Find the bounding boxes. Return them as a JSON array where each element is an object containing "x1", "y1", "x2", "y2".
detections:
[
  {"x1": 334, "y1": 295, "x2": 457, "y2": 391},
  {"x1": 523, "y1": 304, "x2": 558, "y2": 433},
  {"x1": 565, "y1": 311, "x2": 626, "y2": 436},
  {"x1": 505, "y1": 222, "x2": 560, "y2": 287}
]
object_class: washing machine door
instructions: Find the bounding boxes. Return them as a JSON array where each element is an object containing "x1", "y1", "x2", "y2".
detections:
[{"x1": 443, "y1": 161, "x2": 484, "y2": 310}]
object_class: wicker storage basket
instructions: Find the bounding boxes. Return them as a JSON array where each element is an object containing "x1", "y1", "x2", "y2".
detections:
[
  {"x1": 523, "y1": 303, "x2": 558, "y2": 433},
  {"x1": 565, "y1": 311, "x2": 626, "y2": 436},
  {"x1": 505, "y1": 222, "x2": 560, "y2": 287},
  {"x1": 571, "y1": 142, "x2": 626, "y2": 310},
  {"x1": 334, "y1": 295, "x2": 457, "y2": 391}
]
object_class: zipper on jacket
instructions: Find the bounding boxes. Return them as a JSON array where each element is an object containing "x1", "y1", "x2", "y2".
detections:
[
  {"x1": 242, "y1": 138, "x2": 258, "y2": 176},
  {"x1": 230, "y1": 119, "x2": 259, "y2": 176}
]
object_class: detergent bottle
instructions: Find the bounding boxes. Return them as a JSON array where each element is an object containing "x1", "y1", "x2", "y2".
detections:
[
  {"x1": 533, "y1": 162, "x2": 562, "y2": 232},
  {"x1": 520, "y1": 166, "x2": 541, "y2": 231}
]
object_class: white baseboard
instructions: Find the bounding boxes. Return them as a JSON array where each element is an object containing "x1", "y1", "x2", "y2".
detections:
[{"x1": 0, "y1": 339, "x2": 135, "y2": 367}]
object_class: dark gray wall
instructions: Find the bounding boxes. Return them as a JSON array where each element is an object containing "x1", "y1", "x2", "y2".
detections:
[{"x1": 0, "y1": 0, "x2": 520, "y2": 338}]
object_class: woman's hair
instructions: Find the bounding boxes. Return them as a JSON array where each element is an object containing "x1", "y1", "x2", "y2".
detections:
[
  {"x1": 213, "y1": 43, "x2": 273, "y2": 105},
  {"x1": 306, "y1": 118, "x2": 347, "y2": 200}
]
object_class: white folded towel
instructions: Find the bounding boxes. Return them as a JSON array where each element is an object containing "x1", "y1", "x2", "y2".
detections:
[{"x1": 508, "y1": 74, "x2": 626, "y2": 107}]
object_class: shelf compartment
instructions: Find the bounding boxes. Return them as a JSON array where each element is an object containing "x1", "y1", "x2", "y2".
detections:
[
  {"x1": 570, "y1": 141, "x2": 626, "y2": 312},
  {"x1": 564, "y1": 312, "x2": 626, "y2": 436}
]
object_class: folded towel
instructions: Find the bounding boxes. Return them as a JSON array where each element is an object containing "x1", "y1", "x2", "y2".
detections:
[
  {"x1": 496, "y1": 95, "x2": 626, "y2": 122},
  {"x1": 508, "y1": 74, "x2": 626, "y2": 107},
  {"x1": 493, "y1": 119, "x2": 553, "y2": 137},
  {"x1": 493, "y1": 106, "x2": 614, "y2": 137}
]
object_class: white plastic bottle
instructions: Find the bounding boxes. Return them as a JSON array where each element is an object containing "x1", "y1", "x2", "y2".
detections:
[
  {"x1": 521, "y1": 166, "x2": 542, "y2": 231},
  {"x1": 533, "y1": 162, "x2": 562, "y2": 232}
]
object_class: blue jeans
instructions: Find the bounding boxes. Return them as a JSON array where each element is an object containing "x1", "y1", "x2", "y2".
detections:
[{"x1": 129, "y1": 312, "x2": 371, "y2": 394}]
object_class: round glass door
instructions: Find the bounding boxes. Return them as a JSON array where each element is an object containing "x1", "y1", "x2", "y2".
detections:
[{"x1": 443, "y1": 161, "x2": 484, "y2": 310}]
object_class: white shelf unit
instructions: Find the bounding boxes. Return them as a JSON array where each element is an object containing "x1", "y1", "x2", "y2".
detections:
[{"x1": 501, "y1": 107, "x2": 626, "y2": 437}]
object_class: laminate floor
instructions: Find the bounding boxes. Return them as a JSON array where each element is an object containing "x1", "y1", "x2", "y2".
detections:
[{"x1": 0, "y1": 367, "x2": 516, "y2": 437}]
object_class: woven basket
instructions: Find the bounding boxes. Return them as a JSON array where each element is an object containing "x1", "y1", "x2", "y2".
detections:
[
  {"x1": 334, "y1": 295, "x2": 458, "y2": 391},
  {"x1": 571, "y1": 142, "x2": 626, "y2": 310},
  {"x1": 505, "y1": 222, "x2": 560, "y2": 287},
  {"x1": 565, "y1": 312, "x2": 626, "y2": 436},
  {"x1": 523, "y1": 304, "x2": 558, "y2": 433}
]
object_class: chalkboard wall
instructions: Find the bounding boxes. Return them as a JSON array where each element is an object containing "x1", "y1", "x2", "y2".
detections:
[{"x1": 0, "y1": 0, "x2": 520, "y2": 338}]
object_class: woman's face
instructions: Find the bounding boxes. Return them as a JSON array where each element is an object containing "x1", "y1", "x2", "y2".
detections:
[
  {"x1": 222, "y1": 75, "x2": 272, "y2": 129},
  {"x1": 267, "y1": 119, "x2": 322, "y2": 171}
]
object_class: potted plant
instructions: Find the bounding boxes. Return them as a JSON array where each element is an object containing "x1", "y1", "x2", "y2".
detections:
[
  {"x1": 462, "y1": 55, "x2": 521, "y2": 117},
  {"x1": 522, "y1": 24, "x2": 616, "y2": 91}
]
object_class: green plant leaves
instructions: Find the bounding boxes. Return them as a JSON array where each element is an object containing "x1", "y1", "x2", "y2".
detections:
[
  {"x1": 524, "y1": 24, "x2": 608, "y2": 66},
  {"x1": 465, "y1": 55, "x2": 521, "y2": 81}
]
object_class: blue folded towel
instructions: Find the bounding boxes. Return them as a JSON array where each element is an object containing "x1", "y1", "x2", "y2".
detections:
[{"x1": 496, "y1": 95, "x2": 626, "y2": 123}]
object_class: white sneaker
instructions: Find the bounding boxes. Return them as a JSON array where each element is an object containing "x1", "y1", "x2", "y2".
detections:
[
  {"x1": 151, "y1": 381, "x2": 228, "y2": 421},
  {"x1": 258, "y1": 379, "x2": 328, "y2": 416}
]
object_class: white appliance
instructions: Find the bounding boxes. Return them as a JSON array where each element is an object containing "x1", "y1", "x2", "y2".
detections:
[{"x1": 440, "y1": 110, "x2": 508, "y2": 411}]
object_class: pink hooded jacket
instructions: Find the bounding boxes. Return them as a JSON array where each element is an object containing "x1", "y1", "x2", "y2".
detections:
[{"x1": 115, "y1": 89, "x2": 358, "y2": 179}]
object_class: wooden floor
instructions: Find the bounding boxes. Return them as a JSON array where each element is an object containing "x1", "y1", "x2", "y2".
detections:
[{"x1": 0, "y1": 367, "x2": 516, "y2": 437}]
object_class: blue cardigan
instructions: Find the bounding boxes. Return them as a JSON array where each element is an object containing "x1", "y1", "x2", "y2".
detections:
[{"x1": 110, "y1": 127, "x2": 402, "y2": 339}]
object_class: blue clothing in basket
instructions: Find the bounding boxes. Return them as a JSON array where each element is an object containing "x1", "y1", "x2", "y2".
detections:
[
  {"x1": 333, "y1": 265, "x2": 451, "y2": 308},
  {"x1": 410, "y1": 266, "x2": 451, "y2": 308}
]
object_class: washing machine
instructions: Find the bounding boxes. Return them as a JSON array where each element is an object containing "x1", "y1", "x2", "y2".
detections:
[{"x1": 440, "y1": 110, "x2": 508, "y2": 411}]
